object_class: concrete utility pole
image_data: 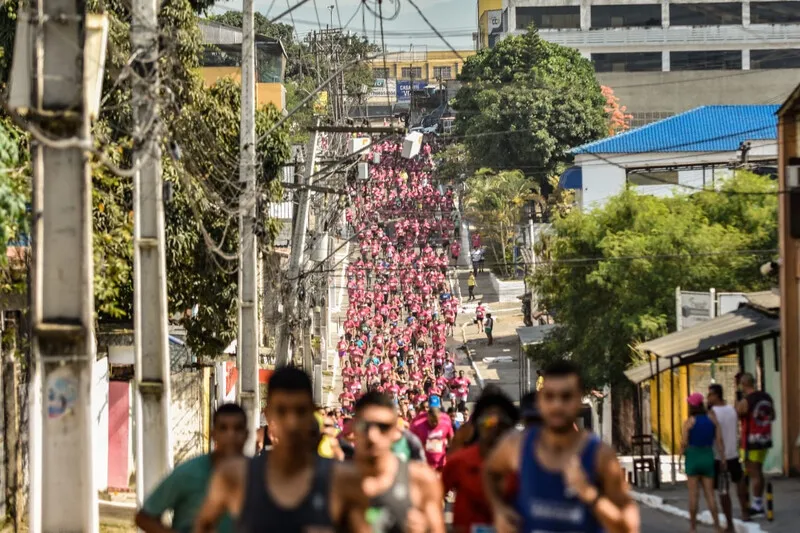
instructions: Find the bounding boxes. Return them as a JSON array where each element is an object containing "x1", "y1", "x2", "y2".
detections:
[
  {"x1": 276, "y1": 126, "x2": 320, "y2": 367},
  {"x1": 237, "y1": 0, "x2": 260, "y2": 455},
  {"x1": 132, "y1": 0, "x2": 172, "y2": 501},
  {"x1": 27, "y1": 1, "x2": 98, "y2": 530}
]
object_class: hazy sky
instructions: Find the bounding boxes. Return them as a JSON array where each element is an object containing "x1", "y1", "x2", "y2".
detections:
[{"x1": 212, "y1": 0, "x2": 477, "y2": 51}]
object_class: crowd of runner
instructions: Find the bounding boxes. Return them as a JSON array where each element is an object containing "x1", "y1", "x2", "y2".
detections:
[{"x1": 134, "y1": 140, "x2": 641, "y2": 533}]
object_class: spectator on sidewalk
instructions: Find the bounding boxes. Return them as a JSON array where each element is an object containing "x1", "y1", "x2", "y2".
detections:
[
  {"x1": 467, "y1": 272, "x2": 476, "y2": 301},
  {"x1": 681, "y1": 392, "x2": 725, "y2": 533},
  {"x1": 736, "y1": 372, "x2": 775, "y2": 518},
  {"x1": 475, "y1": 302, "x2": 486, "y2": 332},
  {"x1": 707, "y1": 383, "x2": 747, "y2": 529},
  {"x1": 484, "y1": 313, "x2": 494, "y2": 346},
  {"x1": 478, "y1": 248, "x2": 486, "y2": 273}
]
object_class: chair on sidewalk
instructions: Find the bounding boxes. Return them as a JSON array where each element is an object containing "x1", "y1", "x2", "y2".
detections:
[{"x1": 631, "y1": 434, "x2": 659, "y2": 489}]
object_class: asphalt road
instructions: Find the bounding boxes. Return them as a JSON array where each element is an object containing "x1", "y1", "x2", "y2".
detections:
[{"x1": 641, "y1": 505, "x2": 713, "y2": 532}]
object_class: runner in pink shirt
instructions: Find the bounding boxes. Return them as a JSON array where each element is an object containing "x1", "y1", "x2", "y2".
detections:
[{"x1": 410, "y1": 395, "x2": 453, "y2": 471}]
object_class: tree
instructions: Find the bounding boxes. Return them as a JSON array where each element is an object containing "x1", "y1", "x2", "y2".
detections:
[
  {"x1": 0, "y1": 117, "x2": 27, "y2": 293},
  {"x1": 453, "y1": 28, "x2": 607, "y2": 191},
  {"x1": 0, "y1": 0, "x2": 291, "y2": 357},
  {"x1": 601, "y1": 86, "x2": 633, "y2": 136},
  {"x1": 464, "y1": 169, "x2": 537, "y2": 278},
  {"x1": 529, "y1": 172, "x2": 778, "y2": 390}
]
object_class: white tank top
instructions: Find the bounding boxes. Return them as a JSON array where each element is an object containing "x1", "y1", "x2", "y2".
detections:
[{"x1": 712, "y1": 404, "x2": 739, "y2": 460}]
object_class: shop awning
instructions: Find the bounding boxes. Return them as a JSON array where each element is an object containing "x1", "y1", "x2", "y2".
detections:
[
  {"x1": 517, "y1": 324, "x2": 558, "y2": 346},
  {"x1": 624, "y1": 305, "x2": 779, "y2": 384},
  {"x1": 558, "y1": 166, "x2": 582, "y2": 190}
]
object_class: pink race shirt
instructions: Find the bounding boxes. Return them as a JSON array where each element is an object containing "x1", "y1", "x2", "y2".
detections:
[{"x1": 411, "y1": 415, "x2": 453, "y2": 470}]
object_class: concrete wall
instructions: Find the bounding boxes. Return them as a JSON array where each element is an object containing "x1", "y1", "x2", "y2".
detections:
[
  {"x1": 170, "y1": 370, "x2": 206, "y2": 464},
  {"x1": 92, "y1": 358, "x2": 109, "y2": 492},
  {"x1": 200, "y1": 67, "x2": 286, "y2": 111},
  {"x1": 597, "y1": 69, "x2": 800, "y2": 118}
]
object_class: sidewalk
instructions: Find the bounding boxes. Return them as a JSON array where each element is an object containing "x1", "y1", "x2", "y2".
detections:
[{"x1": 633, "y1": 477, "x2": 800, "y2": 533}]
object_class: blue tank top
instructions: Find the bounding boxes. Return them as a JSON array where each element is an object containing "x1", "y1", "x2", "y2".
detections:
[
  {"x1": 514, "y1": 428, "x2": 605, "y2": 533},
  {"x1": 688, "y1": 415, "x2": 715, "y2": 448}
]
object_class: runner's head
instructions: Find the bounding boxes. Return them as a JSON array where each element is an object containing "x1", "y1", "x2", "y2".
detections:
[
  {"x1": 211, "y1": 403, "x2": 248, "y2": 457},
  {"x1": 539, "y1": 360, "x2": 584, "y2": 434},
  {"x1": 473, "y1": 390, "x2": 518, "y2": 449},
  {"x1": 354, "y1": 391, "x2": 399, "y2": 462},
  {"x1": 707, "y1": 384, "x2": 724, "y2": 407},
  {"x1": 427, "y1": 395, "x2": 443, "y2": 427},
  {"x1": 266, "y1": 367, "x2": 315, "y2": 448},
  {"x1": 520, "y1": 391, "x2": 542, "y2": 428}
]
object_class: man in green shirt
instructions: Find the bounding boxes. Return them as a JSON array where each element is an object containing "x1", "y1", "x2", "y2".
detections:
[{"x1": 134, "y1": 403, "x2": 248, "y2": 533}]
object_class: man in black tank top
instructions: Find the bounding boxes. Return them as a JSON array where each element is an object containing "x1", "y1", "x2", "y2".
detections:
[
  {"x1": 194, "y1": 367, "x2": 370, "y2": 533},
  {"x1": 350, "y1": 391, "x2": 446, "y2": 533}
]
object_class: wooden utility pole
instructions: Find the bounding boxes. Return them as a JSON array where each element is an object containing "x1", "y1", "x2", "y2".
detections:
[
  {"x1": 27, "y1": 0, "x2": 98, "y2": 529},
  {"x1": 238, "y1": 0, "x2": 260, "y2": 454},
  {"x1": 132, "y1": 0, "x2": 172, "y2": 501}
]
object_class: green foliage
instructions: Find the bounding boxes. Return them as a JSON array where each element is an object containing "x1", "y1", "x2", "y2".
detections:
[
  {"x1": 0, "y1": 116, "x2": 27, "y2": 292},
  {"x1": 453, "y1": 28, "x2": 606, "y2": 190},
  {"x1": 433, "y1": 143, "x2": 471, "y2": 182},
  {"x1": 464, "y1": 169, "x2": 536, "y2": 278},
  {"x1": 529, "y1": 172, "x2": 778, "y2": 389},
  {"x1": 0, "y1": 0, "x2": 290, "y2": 357}
]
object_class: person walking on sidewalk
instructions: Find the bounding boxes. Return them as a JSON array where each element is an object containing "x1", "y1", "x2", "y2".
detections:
[
  {"x1": 471, "y1": 248, "x2": 482, "y2": 277},
  {"x1": 707, "y1": 384, "x2": 747, "y2": 530},
  {"x1": 484, "y1": 313, "x2": 494, "y2": 346},
  {"x1": 735, "y1": 372, "x2": 775, "y2": 518},
  {"x1": 475, "y1": 301, "x2": 486, "y2": 333},
  {"x1": 681, "y1": 392, "x2": 726, "y2": 533},
  {"x1": 467, "y1": 272, "x2": 476, "y2": 301}
]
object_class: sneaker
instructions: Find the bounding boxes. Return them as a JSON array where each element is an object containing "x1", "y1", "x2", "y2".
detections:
[{"x1": 748, "y1": 507, "x2": 765, "y2": 518}]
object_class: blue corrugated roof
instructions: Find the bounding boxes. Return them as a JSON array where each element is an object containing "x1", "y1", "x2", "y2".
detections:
[{"x1": 573, "y1": 105, "x2": 779, "y2": 155}]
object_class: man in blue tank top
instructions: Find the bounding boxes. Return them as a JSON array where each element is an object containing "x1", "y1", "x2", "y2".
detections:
[{"x1": 483, "y1": 360, "x2": 639, "y2": 533}]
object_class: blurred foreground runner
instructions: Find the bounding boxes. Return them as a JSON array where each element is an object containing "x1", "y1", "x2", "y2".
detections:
[
  {"x1": 135, "y1": 403, "x2": 247, "y2": 533},
  {"x1": 484, "y1": 360, "x2": 640, "y2": 533}
]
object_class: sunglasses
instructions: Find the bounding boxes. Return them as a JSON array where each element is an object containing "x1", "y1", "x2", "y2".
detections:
[{"x1": 354, "y1": 420, "x2": 394, "y2": 434}]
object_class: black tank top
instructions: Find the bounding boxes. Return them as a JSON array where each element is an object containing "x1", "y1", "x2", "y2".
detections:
[
  {"x1": 365, "y1": 460, "x2": 412, "y2": 533},
  {"x1": 238, "y1": 453, "x2": 335, "y2": 533}
]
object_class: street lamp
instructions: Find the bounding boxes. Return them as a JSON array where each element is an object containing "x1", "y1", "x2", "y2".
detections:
[{"x1": 328, "y1": 5, "x2": 335, "y2": 28}]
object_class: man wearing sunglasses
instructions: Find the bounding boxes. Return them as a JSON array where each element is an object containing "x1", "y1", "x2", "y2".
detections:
[
  {"x1": 352, "y1": 391, "x2": 446, "y2": 533},
  {"x1": 442, "y1": 390, "x2": 519, "y2": 533},
  {"x1": 483, "y1": 360, "x2": 639, "y2": 533}
]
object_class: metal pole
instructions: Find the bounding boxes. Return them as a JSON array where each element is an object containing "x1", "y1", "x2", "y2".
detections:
[
  {"x1": 132, "y1": 0, "x2": 172, "y2": 502},
  {"x1": 276, "y1": 125, "x2": 320, "y2": 367},
  {"x1": 670, "y1": 357, "x2": 676, "y2": 484},
  {"x1": 675, "y1": 286, "x2": 682, "y2": 331},
  {"x1": 28, "y1": 0, "x2": 97, "y2": 529},
  {"x1": 655, "y1": 357, "x2": 662, "y2": 489},
  {"x1": 238, "y1": 0, "x2": 260, "y2": 455}
]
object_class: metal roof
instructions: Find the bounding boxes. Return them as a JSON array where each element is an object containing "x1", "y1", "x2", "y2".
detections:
[
  {"x1": 517, "y1": 324, "x2": 558, "y2": 346},
  {"x1": 625, "y1": 306, "x2": 779, "y2": 384},
  {"x1": 573, "y1": 105, "x2": 778, "y2": 155},
  {"x1": 745, "y1": 289, "x2": 780, "y2": 312}
]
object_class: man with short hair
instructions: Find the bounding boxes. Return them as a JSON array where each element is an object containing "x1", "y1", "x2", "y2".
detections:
[
  {"x1": 410, "y1": 395, "x2": 453, "y2": 472},
  {"x1": 350, "y1": 391, "x2": 446, "y2": 533},
  {"x1": 135, "y1": 403, "x2": 248, "y2": 533},
  {"x1": 194, "y1": 367, "x2": 369, "y2": 533},
  {"x1": 707, "y1": 383, "x2": 747, "y2": 530},
  {"x1": 736, "y1": 372, "x2": 775, "y2": 518},
  {"x1": 483, "y1": 360, "x2": 639, "y2": 533}
]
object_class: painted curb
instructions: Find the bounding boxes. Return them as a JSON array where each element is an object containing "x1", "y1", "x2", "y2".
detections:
[
  {"x1": 631, "y1": 491, "x2": 766, "y2": 533},
  {"x1": 463, "y1": 343, "x2": 486, "y2": 391}
]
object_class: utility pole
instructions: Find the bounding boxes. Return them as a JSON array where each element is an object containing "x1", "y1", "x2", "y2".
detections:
[
  {"x1": 238, "y1": 0, "x2": 260, "y2": 455},
  {"x1": 276, "y1": 125, "x2": 320, "y2": 367},
  {"x1": 132, "y1": 0, "x2": 172, "y2": 502},
  {"x1": 27, "y1": 1, "x2": 97, "y2": 530}
]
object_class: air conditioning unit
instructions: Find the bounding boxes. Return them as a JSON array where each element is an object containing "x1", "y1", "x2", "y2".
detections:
[
  {"x1": 349, "y1": 137, "x2": 371, "y2": 155},
  {"x1": 402, "y1": 132, "x2": 423, "y2": 159},
  {"x1": 357, "y1": 162, "x2": 369, "y2": 181}
]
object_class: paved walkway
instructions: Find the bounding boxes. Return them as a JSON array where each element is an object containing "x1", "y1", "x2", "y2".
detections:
[{"x1": 635, "y1": 476, "x2": 800, "y2": 533}]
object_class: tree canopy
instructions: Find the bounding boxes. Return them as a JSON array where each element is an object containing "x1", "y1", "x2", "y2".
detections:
[
  {"x1": 0, "y1": 0, "x2": 291, "y2": 357},
  {"x1": 529, "y1": 172, "x2": 778, "y2": 389},
  {"x1": 453, "y1": 28, "x2": 607, "y2": 191}
]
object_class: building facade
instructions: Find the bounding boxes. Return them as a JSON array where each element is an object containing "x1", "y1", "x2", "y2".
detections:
[{"x1": 492, "y1": 0, "x2": 800, "y2": 124}]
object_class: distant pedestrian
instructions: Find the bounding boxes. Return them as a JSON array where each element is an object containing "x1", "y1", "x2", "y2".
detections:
[
  {"x1": 467, "y1": 272, "x2": 476, "y2": 301},
  {"x1": 478, "y1": 248, "x2": 486, "y2": 273},
  {"x1": 536, "y1": 369, "x2": 544, "y2": 392},
  {"x1": 484, "y1": 313, "x2": 494, "y2": 346},
  {"x1": 471, "y1": 248, "x2": 482, "y2": 277},
  {"x1": 475, "y1": 302, "x2": 486, "y2": 333},
  {"x1": 681, "y1": 392, "x2": 725, "y2": 533},
  {"x1": 735, "y1": 372, "x2": 775, "y2": 518}
]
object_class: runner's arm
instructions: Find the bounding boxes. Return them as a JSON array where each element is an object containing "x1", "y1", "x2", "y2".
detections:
[
  {"x1": 482, "y1": 431, "x2": 521, "y2": 524},
  {"x1": 193, "y1": 459, "x2": 242, "y2": 533},
  {"x1": 578, "y1": 445, "x2": 640, "y2": 533},
  {"x1": 412, "y1": 463, "x2": 447, "y2": 533},
  {"x1": 135, "y1": 469, "x2": 181, "y2": 533}
]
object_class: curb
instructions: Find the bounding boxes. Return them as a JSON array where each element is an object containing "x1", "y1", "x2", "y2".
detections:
[
  {"x1": 631, "y1": 491, "x2": 766, "y2": 533},
  {"x1": 462, "y1": 342, "x2": 485, "y2": 391}
]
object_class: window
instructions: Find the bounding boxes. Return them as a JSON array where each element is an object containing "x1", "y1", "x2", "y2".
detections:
[
  {"x1": 592, "y1": 52, "x2": 662, "y2": 72},
  {"x1": 671, "y1": 50, "x2": 742, "y2": 70},
  {"x1": 432, "y1": 66, "x2": 453, "y2": 80},
  {"x1": 401, "y1": 66, "x2": 423, "y2": 79},
  {"x1": 372, "y1": 67, "x2": 389, "y2": 78},
  {"x1": 751, "y1": 49, "x2": 800, "y2": 69},
  {"x1": 591, "y1": 5, "x2": 662, "y2": 28},
  {"x1": 628, "y1": 171, "x2": 679, "y2": 186},
  {"x1": 669, "y1": 3, "x2": 742, "y2": 26},
  {"x1": 750, "y1": 2, "x2": 800, "y2": 24},
  {"x1": 516, "y1": 7, "x2": 581, "y2": 30}
]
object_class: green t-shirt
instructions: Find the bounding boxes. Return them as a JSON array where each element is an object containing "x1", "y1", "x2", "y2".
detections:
[
  {"x1": 141, "y1": 454, "x2": 234, "y2": 533},
  {"x1": 392, "y1": 436, "x2": 412, "y2": 462}
]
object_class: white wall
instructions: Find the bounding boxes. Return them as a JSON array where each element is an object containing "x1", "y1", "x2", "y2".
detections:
[
  {"x1": 92, "y1": 358, "x2": 109, "y2": 492},
  {"x1": 580, "y1": 161, "x2": 626, "y2": 210}
]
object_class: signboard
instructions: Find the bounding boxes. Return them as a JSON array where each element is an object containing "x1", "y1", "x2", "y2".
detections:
[
  {"x1": 680, "y1": 291, "x2": 713, "y2": 329},
  {"x1": 371, "y1": 78, "x2": 396, "y2": 98},
  {"x1": 718, "y1": 292, "x2": 747, "y2": 316},
  {"x1": 396, "y1": 80, "x2": 427, "y2": 103},
  {"x1": 487, "y1": 9, "x2": 503, "y2": 33}
]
